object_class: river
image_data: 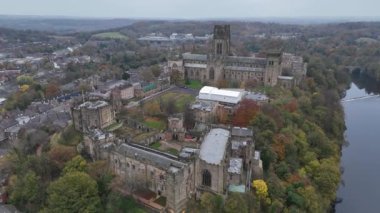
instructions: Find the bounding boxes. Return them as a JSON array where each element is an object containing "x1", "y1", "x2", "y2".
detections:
[{"x1": 336, "y1": 82, "x2": 380, "y2": 213}]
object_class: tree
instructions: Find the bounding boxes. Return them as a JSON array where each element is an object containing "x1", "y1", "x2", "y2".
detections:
[
  {"x1": 232, "y1": 99, "x2": 260, "y2": 127},
  {"x1": 252, "y1": 179, "x2": 269, "y2": 200},
  {"x1": 45, "y1": 171, "x2": 101, "y2": 213},
  {"x1": 16, "y1": 75, "x2": 34, "y2": 85},
  {"x1": 45, "y1": 82, "x2": 60, "y2": 98},
  {"x1": 151, "y1": 65, "x2": 161, "y2": 77},
  {"x1": 183, "y1": 105, "x2": 195, "y2": 129},
  {"x1": 48, "y1": 145, "x2": 77, "y2": 170},
  {"x1": 164, "y1": 97, "x2": 177, "y2": 115},
  {"x1": 63, "y1": 155, "x2": 87, "y2": 175},
  {"x1": 200, "y1": 192, "x2": 214, "y2": 212},
  {"x1": 9, "y1": 170, "x2": 42, "y2": 211},
  {"x1": 313, "y1": 158, "x2": 340, "y2": 202},
  {"x1": 122, "y1": 72, "x2": 130, "y2": 80},
  {"x1": 224, "y1": 193, "x2": 248, "y2": 213},
  {"x1": 140, "y1": 69, "x2": 154, "y2": 82},
  {"x1": 170, "y1": 69, "x2": 182, "y2": 85}
]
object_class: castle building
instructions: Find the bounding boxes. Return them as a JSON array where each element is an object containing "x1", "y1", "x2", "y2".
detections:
[
  {"x1": 168, "y1": 25, "x2": 306, "y2": 87},
  {"x1": 71, "y1": 101, "x2": 115, "y2": 133}
]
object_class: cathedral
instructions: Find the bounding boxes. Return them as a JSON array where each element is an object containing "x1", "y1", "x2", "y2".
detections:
[{"x1": 168, "y1": 25, "x2": 306, "y2": 87}]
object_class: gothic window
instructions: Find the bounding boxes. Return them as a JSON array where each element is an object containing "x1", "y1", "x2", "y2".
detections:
[
  {"x1": 216, "y1": 43, "x2": 223, "y2": 55},
  {"x1": 202, "y1": 170, "x2": 212, "y2": 187},
  {"x1": 209, "y1": 68, "x2": 215, "y2": 80}
]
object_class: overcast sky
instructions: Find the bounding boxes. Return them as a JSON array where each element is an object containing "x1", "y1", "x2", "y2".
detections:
[{"x1": 0, "y1": 0, "x2": 378, "y2": 19}]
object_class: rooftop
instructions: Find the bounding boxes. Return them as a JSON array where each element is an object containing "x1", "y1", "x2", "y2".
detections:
[
  {"x1": 116, "y1": 143, "x2": 186, "y2": 172},
  {"x1": 199, "y1": 86, "x2": 246, "y2": 105},
  {"x1": 228, "y1": 158, "x2": 243, "y2": 174},
  {"x1": 278, "y1": 76, "x2": 294, "y2": 80},
  {"x1": 231, "y1": 127, "x2": 253, "y2": 137},
  {"x1": 199, "y1": 128, "x2": 230, "y2": 165},
  {"x1": 78, "y1": 101, "x2": 109, "y2": 109},
  {"x1": 182, "y1": 53, "x2": 208, "y2": 61},
  {"x1": 245, "y1": 92, "x2": 269, "y2": 102}
]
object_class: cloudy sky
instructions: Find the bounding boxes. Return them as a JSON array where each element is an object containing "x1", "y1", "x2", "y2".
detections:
[{"x1": 0, "y1": 0, "x2": 378, "y2": 19}]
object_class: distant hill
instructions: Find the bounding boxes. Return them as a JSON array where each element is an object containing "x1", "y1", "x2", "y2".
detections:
[{"x1": 0, "y1": 15, "x2": 137, "y2": 33}]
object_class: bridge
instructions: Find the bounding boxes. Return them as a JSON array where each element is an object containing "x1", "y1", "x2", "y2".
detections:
[{"x1": 341, "y1": 94, "x2": 380, "y2": 103}]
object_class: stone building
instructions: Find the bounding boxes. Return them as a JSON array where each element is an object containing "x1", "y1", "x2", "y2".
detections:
[
  {"x1": 72, "y1": 101, "x2": 115, "y2": 133},
  {"x1": 196, "y1": 128, "x2": 231, "y2": 195},
  {"x1": 91, "y1": 126, "x2": 260, "y2": 212},
  {"x1": 109, "y1": 143, "x2": 195, "y2": 213},
  {"x1": 165, "y1": 113, "x2": 186, "y2": 141},
  {"x1": 168, "y1": 25, "x2": 306, "y2": 87}
]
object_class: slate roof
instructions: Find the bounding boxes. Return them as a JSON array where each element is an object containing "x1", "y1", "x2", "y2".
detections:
[
  {"x1": 225, "y1": 56, "x2": 267, "y2": 65},
  {"x1": 199, "y1": 128, "x2": 230, "y2": 165},
  {"x1": 115, "y1": 143, "x2": 186, "y2": 172},
  {"x1": 231, "y1": 127, "x2": 253, "y2": 137},
  {"x1": 182, "y1": 53, "x2": 208, "y2": 61},
  {"x1": 228, "y1": 158, "x2": 243, "y2": 174}
]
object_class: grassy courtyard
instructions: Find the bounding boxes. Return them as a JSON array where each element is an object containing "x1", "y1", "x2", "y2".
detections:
[
  {"x1": 185, "y1": 80, "x2": 203, "y2": 90},
  {"x1": 143, "y1": 117, "x2": 166, "y2": 130}
]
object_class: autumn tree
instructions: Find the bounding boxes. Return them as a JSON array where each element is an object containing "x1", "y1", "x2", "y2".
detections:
[
  {"x1": 45, "y1": 82, "x2": 60, "y2": 98},
  {"x1": 48, "y1": 145, "x2": 77, "y2": 170},
  {"x1": 232, "y1": 99, "x2": 260, "y2": 127},
  {"x1": 252, "y1": 179, "x2": 269, "y2": 200}
]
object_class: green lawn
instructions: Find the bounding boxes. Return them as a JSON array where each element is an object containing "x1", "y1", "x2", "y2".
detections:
[
  {"x1": 167, "y1": 148, "x2": 179, "y2": 156},
  {"x1": 185, "y1": 80, "x2": 203, "y2": 90},
  {"x1": 160, "y1": 92, "x2": 195, "y2": 112},
  {"x1": 105, "y1": 122, "x2": 123, "y2": 131},
  {"x1": 106, "y1": 192, "x2": 146, "y2": 213},
  {"x1": 149, "y1": 141, "x2": 162, "y2": 149},
  {"x1": 143, "y1": 117, "x2": 166, "y2": 130},
  {"x1": 93, "y1": 32, "x2": 129, "y2": 40}
]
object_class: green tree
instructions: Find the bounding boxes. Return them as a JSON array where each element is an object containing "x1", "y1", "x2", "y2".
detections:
[
  {"x1": 200, "y1": 192, "x2": 222, "y2": 213},
  {"x1": 224, "y1": 193, "x2": 248, "y2": 213},
  {"x1": 45, "y1": 171, "x2": 101, "y2": 213},
  {"x1": 150, "y1": 65, "x2": 161, "y2": 77},
  {"x1": 9, "y1": 170, "x2": 42, "y2": 212},
  {"x1": 63, "y1": 155, "x2": 87, "y2": 175}
]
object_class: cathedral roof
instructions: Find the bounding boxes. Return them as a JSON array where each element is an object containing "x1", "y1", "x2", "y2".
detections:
[
  {"x1": 115, "y1": 143, "x2": 186, "y2": 172},
  {"x1": 225, "y1": 56, "x2": 267, "y2": 65},
  {"x1": 200, "y1": 128, "x2": 230, "y2": 165},
  {"x1": 182, "y1": 53, "x2": 208, "y2": 61}
]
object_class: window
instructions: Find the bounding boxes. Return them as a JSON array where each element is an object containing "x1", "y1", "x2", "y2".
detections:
[
  {"x1": 209, "y1": 68, "x2": 215, "y2": 80},
  {"x1": 202, "y1": 170, "x2": 212, "y2": 187},
  {"x1": 216, "y1": 43, "x2": 223, "y2": 55}
]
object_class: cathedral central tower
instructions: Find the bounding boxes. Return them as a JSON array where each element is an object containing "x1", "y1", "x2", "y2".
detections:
[{"x1": 213, "y1": 25, "x2": 230, "y2": 57}]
